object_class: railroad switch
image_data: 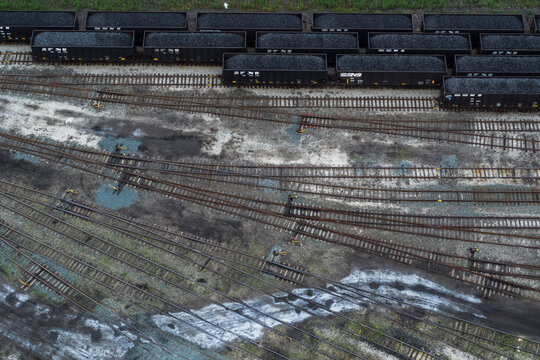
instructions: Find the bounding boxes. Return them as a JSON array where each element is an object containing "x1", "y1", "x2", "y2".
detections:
[
  {"x1": 274, "y1": 250, "x2": 286, "y2": 256},
  {"x1": 54, "y1": 188, "x2": 77, "y2": 213},
  {"x1": 115, "y1": 145, "x2": 127, "y2": 151},
  {"x1": 291, "y1": 237, "x2": 302, "y2": 246},
  {"x1": 469, "y1": 247, "x2": 479, "y2": 258}
]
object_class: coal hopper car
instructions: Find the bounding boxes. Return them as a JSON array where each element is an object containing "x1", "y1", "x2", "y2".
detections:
[
  {"x1": 0, "y1": 11, "x2": 77, "y2": 42},
  {"x1": 144, "y1": 31, "x2": 246, "y2": 63},
  {"x1": 222, "y1": 53, "x2": 327, "y2": 86},
  {"x1": 85, "y1": 11, "x2": 187, "y2": 44},
  {"x1": 31, "y1": 30, "x2": 135, "y2": 62},
  {"x1": 336, "y1": 54, "x2": 447, "y2": 87},
  {"x1": 443, "y1": 77, "x2": 540, "y2": 109}
]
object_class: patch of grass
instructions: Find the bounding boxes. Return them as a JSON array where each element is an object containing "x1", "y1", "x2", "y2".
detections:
[{"x1": 0, "y1": 0, "x2": 535, "y2": 12}]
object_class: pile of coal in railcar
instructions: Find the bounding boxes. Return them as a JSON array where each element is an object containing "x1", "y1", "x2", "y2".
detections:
[
  {"x1": 86, "y1": 11, "x2": 187, "y2": 43},
  {"x1": 455, "y1": 55, "x2": 540, "y2": 77},
  {"x1": 255, "y1": 32, "x2": 358, "y2": 64},
  {"x1": 144, "y1": 31, "x2": 246, "y2": 63},
  {"x1": 336, "y1": 54, "x2": 447, "y2": 86},
  {"x1": 312, "y1": 13, "x2": 413, "y2": 44},
  {"x1": 32, "y1": 30, "x2": 135, "y2": 62},
  {"x1": 423, "y1": 14, "x2": 525, "y2": 44},
  {"x1": 197, "y1": 12, "x2": 302, "y2": 43},
  {"x1": 480, "y1": 34, "x2": 540, "y2": 55},
  {"x1": 222, "y1": 53, "x2": 327, "y2": 85},
  {"x1": 0, "y1": 11, "x2": 77, "y2": 42}
]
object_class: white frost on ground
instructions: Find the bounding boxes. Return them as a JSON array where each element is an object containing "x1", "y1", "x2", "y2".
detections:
[
  {"x1": 0, "y1": 284, "x2": 135, "y2": 360},
  {"x1": 153, "y1": 268, "x2": 482, "y2": 350},
  {"x1": 204, "y1": 129, "x2": 232, "y2": 156},
  {"x1": 0, "y1": 94, "x2": 102, "y2": 148}
]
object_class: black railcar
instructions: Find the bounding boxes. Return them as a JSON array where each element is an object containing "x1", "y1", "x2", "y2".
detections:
[
  {"x1": 480, "y1": 34, "x2": 540, "y2": 55},
  {"x1": 196, "y1": 12, "x2": 302, "y2": 44},
  {"x1": 31, "y1": 30, "x2": 135, "y2": 62},
  {"x1": 311, "y1": 13, "x2": 413, "y2": 45},
  {"x1": 85, "y1": 11, "x2": 187, "y2": 44},
  {"x1": 255, "y1": 32, "x2": 358, "y2": 65},
  {"x1": 0, "y1": 11, "x2": 77, "y2": 42},
  {"x1": 143, "y1": 31, "x2": 246, "y2": 63},
  {"x1": 443, "y1": 76, "x2": 540, "y2": 109},
  {"x1": 454, "y1": 55, "x2": 540, "y2": 77},
  {"x1": 336, "y1": 54, "x2": 447, "y2": 87},
  {"x1": 222, "y1": 53, "x2": 327, "y2": 86},
  {"x1": 423, "y1": 14, "x2": 525, "y2": 44},
  {"x1": 367, "y1": 32, "x2": 471, "y2": 66}
]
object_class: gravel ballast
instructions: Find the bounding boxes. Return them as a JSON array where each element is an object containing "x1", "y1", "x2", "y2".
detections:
[
  {"x1": 145, "y1": 32, "x2": 244, "y2": 48},
  {"x1": 424, "y1": 14, "x2": 524, "y2": 30},
  {"x1": 456, "y1": 56, "x2": 540, "y2": 73},
  {"x1": 337, "y1": 55, "x2": 446, "y2": 72},
  {"x1": 198, "y1": 13, "x2": 301, "y2": 29},
  {"x1": 257, "y1": 33, "x2": 357, "y2": 49},
  {"x1": 313, "y1": 13, "x2": 412, "y2": 29},
  {"x1": 224, "y1": 54, "x2": 326, "y2": 70},
  {"x1": 33, "y1": 31, "x2": 133, "y2": 47},
  {"x1": 445, "y1": 77, "x2": 540, "y2": 94},
  {"x1": 369, "y1": 33, "x2": 469, "y2": 49},
  {"x1": 0, "y1": 11, "x2": 75, "y2": 27},
  {"x1": 481, "y1": 34, "x2": 540, "y2": 50},
  {"x1": 87, "y1": 12, "x2": 186, "y2": 28}
]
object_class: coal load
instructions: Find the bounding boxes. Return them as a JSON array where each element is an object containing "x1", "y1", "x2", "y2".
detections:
[
  {"x1": 145, "y1": 32, "x2": 244, "y2": 48},
  {"x1": 481, "y1": 34, "x2": 540, "y2": 50},
  {"x1": 257, "y1": 33, "x2": 357, "y2": 49},
  {"x1": 424, "y1": 14, "x2": 523, "y2": 30},
  {"x1": 87, "y1": 12, "x2": 186, "y2": 28},
  {"x1": 456, "y1": 56, "x2": 540, "y2": 73},
  {"x1": 0, "y1": 11, "x2": 75, "y2": 26},
  {"x1": 224, "y1": 54, "x2": 326, "y2": 70},
  {"x1": 337, "y1": 55, "x2": 445, "y2": 72},
  {"x1": 33, "y1": 31, "x2": 133, "y2": 47},
  {"x1": 370, "y1": 33, "x2": 469, "y2": 49},
  {"x1": 445, "y1": 77, "x2": 540, "y2": 94},
  {"x1": 313, "y1": 13, "x2": 412, "y2": 29},
  {"x1": 198, "y1": 13, "x2": 301, "y2": 29}
]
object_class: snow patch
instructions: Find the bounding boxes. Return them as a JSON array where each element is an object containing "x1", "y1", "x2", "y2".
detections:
[{"x1": 153, "y1": 269, "x2": 482, "y2": 350}]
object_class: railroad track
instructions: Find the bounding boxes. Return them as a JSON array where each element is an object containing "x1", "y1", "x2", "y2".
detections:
[
  {"x1": 0, "y1": 73, "x2": 437, "y2": 110},
  {"x1": 0, "y1": 79, "x2": 538, "y2": 151},
  {"x1": 1, "y1": 181, "x2": 538, "y2": 359},
  {"x1": 1, "y1": 135, "x2": 538, "y2": 302}
]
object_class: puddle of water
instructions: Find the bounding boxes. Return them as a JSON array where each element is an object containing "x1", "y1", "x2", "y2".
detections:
[{"x1": 95, "y1": 184, "x2": 138, "y2": 210}]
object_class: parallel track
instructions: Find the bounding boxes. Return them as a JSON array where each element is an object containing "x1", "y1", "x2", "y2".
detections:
[
  {"x1": 0, "y1": 79, "x2": 538, "y2": 151},
  {"x1": 1, "y1": 182, "x2": 538, "y2": 359}
]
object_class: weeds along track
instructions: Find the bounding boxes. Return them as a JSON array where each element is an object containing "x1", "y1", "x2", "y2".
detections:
[
  {"x1": 1, "y1": 134, "x2": 539, "y2": 301},
  {"x1": 0, "y1": 180, "x2": 538, "y2": 360},
  {"x1": 0, "y1": 79, "x2": 539, "y2": 151}
]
